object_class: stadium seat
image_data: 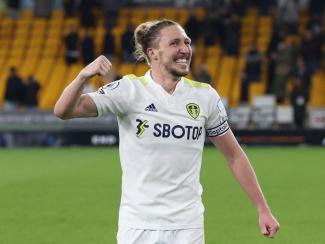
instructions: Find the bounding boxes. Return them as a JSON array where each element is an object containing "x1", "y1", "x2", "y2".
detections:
[
  {"x1": 216, "y1": 56, "x2": 238, "y2": 98},
  {"x1": 30, "y1": 27, "x2": 46, "y2": 39},
  {"x1": 24, "y1": 48, "x2": 40, "y2": 65},
  {"x1": 249, "y1": 82, "x2": 266, "y2": 104},
  {"x1": 28, "y1": 38, "x2": 44, "y2": 54},
  {"x1": 33, "y1": 59, "x2": 55, "y2": 88},
  {"x1": 6, "y1": 56, "x2": 23, "y2": 67},
  {"x1": 119, "y1": 8, "x2": 130, "y2": 19},
  {"x1": 0, "y1": 18, "x2": 15, "y2": 48},
  {"x1": 39, "y1": 61, "x2": 67, "y2": 109},
  {"x1": 47, "y1": 27, "x2": 62, "y2": 39},
  {"x1": 134, "y1": 63, "x2": 149, "y2": 76},
  {"x1": 205, "y1": 45, "x2": 222, "y2": 58},
  {"x1": 94, "y1": 26, "x2": 106, "y2": 54},
  {"x1": 192, "y1": 55, "x2": 204, "y2": 73},
  {"x1": 112, "y1": 26, "x2": 125, "y2": 58},
  {"x1": 163, "y1": 8, "x2": 178, "y2": 20},
  {"x1": 309, "y1": 72, "x2": 325, "y2": 107},
  {"x1": 42, "y1": 47, "x2": 59, "y2": 59},
  {"x1": 64, "y1": 64, "x2": 84, "y2": 87},
  {"x1": 205, "y1": 56, "x2": 221, "y2": 84},
  {"x1": 20, "y1": 58, "x2": 39, "y2": 79},
  {"x1": 64, "y1": 17, "x2": 79, "y2": 32},
  {"x1": 119, "y1": 63, "x2": 135, "y2": 75},
  {"x1": 194, "y1": 7, "x2": 206, "y2": 20},
  {"x1": 0, "y1": 63, "x2": 10, "y2": 107},
  {"x1": 48, "y1": 17, "x2": 64, "y2": 29},
  {"x1": 177, "y1": 8, "x2": 189, "y2": 25},
  {"x1": 229, "y1": 57, "x2": 245, "y2": 107},
  {"x1": 33, "y1": 18, "x2": 48, "y2": 29},
  {"x1": 20, "y1": 9, "x2": 34, "y2": 19},
  {"x1": 12, "y1": 38, "x2": 27, "y2": 49},
  {"x1": 146, "y1": 8, "x2": 163, "y2": 20},
  {"x1": 16, "y1": 18, "x2": 30, "y2": 28},
  {"x1": 51, "y1": 9, "x2": 64, "y2": 19},
  {"x1": 258, "y1": 16, "x2": 272, "y2": 32}
]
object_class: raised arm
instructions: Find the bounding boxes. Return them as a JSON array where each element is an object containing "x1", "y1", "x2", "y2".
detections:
[
  {"x1": 209, "y1": 130, "x2": 280, "y2": 238},
  {"x1": 53, "y1": 55, "x2": 112, "y2": 120}
]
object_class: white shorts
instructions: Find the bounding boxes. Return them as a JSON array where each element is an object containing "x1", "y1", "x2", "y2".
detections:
[{"x1": 117, "y1": 226, "x2": 204, "y2": 244}]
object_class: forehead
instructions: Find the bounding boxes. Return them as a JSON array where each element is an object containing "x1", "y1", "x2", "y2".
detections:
[{"x1": 158, "y1": 25, "x2": 190, "y2": 43}]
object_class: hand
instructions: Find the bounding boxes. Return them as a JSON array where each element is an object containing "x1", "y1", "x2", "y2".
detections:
[
  {"x1": 78, "y1": 55, "x2": 112, "y2": 80},
  {"x1": 259, "y1": 212, "x2": 280, "y2": 238}
]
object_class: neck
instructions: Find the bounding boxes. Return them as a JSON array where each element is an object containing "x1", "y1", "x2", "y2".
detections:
[{"x1": 150, "y1": 68, "x2": 181, "y2": 94}]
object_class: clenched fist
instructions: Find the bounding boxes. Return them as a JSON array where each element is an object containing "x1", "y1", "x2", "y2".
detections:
[
  {"x1": 78, "y1": 55, "x2": 112, "y2": 80},
  {"x1": 259, "y1": 211, "x2": 280, "y2": 238}
]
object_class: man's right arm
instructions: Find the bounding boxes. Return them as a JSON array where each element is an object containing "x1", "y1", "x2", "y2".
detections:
[{"x1": 53, "y1": 55, "x2": 112, "y2": 120}]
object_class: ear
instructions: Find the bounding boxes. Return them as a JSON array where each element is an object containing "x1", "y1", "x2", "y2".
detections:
[{"x1": 147, "y1": 48, "x2": 159, "y2": 61}]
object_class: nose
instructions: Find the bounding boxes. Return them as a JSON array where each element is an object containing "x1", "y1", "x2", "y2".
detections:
[{"x1": 179, "y1": 42, "x2": 191, "y2": 55}]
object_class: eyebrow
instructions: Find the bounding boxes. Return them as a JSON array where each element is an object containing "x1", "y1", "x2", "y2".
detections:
[{"x1": 169, "y1": 37, "x2": 191, "y2": 43}]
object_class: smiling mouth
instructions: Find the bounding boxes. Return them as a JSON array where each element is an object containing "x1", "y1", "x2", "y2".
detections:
[{"x1": 175, "y1": 58, "x2": 189, "y2": 65}]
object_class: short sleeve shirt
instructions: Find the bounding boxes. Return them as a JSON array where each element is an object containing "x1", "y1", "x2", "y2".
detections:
[{"x1": 88, "y1": 71, "x2": 229, "y2": 229}]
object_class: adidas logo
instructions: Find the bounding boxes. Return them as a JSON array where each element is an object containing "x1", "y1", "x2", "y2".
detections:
[{"x1": 145, "y1": 103, "x2": 158, "y2": 112}]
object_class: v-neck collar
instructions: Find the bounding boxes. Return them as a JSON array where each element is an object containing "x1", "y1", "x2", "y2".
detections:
[{"x1": 144, "y1": 70, "x2": 183, "y2": 97}]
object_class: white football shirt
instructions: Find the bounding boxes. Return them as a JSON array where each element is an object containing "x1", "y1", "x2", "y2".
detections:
[{"x1": 88, "y1": 70, "x2": 229, "y2": 230}]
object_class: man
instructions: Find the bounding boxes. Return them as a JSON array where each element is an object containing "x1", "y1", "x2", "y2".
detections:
[
  {"x1": 81, "y1": 29, "x2": 95, "y2": 65},
  {"x1": 54, "y1": 19, "x2": 280, "y2": 243},
  {"x1": 121, "y1": 24, "x2": 135, "y2": 63},
  {"x1": 241, "y1": 44, "x2": 262, "y2": 103},
  {"x1": 21, "y1": 75, "x2": 40, "y2": 109},
  {"x1": 64, "y1": 26, "x2": 79, "y2": 65},
  {"x1": 4, "y1": 67, "x2": 23, "y2": 111}
]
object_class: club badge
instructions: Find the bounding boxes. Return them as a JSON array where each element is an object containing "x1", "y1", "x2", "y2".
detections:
[{"x1": 186, "y1": 103, "x2": 200, "y2": 119}]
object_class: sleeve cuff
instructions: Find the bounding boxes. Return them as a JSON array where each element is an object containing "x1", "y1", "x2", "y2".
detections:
[{"x1": 87, "y1": 93, "x2": 102, "y2": 117}]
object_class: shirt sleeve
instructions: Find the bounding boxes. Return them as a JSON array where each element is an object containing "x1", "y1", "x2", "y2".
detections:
[
  {"x1": 87, "y1": 77, "x2": 131, "y2": 117},
  {"x1": 205, "y1": 86, "x2": 230, "y2": 137}
]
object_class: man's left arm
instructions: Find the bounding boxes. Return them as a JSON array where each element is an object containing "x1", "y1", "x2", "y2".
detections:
[{"x1": 209, "y1": 129, "x2": 280, "y2": 238}]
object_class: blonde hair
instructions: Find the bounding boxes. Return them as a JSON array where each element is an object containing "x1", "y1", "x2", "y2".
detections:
[{"x1": 134, "y1": 19, "x2": 179, "y2": 64}]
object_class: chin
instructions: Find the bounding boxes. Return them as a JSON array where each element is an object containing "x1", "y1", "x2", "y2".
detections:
[{"x1": 170, "y1": 67, "x2": 190, "y2": 77}]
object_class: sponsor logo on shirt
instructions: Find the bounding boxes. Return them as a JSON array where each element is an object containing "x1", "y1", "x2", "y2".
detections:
[
  {"x1": 186, "y1": 103, "x2": 200, "y2": 119},
  {"x1": 145, "y1": 103, "x2": 158, "y2": 112},
  {"x1": 136, "y1": 119, "x2": 203, "y2": 140},
  {"x1": 136, "y1": 119, "x2": 149, "y2": 138},
  {"x1": 153, "y1": 123, "x2": 203, "y2": 140}
]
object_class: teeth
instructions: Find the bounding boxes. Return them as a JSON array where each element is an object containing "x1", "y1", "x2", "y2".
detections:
[{"x1": 175, "y1": 59, "x2": 187, "y2": 63}]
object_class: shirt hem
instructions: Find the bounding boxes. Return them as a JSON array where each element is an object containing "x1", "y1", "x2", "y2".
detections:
[{"x1": 118, "y1": 223, "x2": 204, "y2": 230}]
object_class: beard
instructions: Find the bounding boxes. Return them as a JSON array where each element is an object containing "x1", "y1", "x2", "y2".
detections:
[
  {"x1": 158, "y1": 50, "x2": 192, "y2": 78},
  {"x1": 169, "y1": 66, "x2": 189, "y2": 77},
  {"x1": 165, "y1": 59, "x2": 191, "y2": 77}
]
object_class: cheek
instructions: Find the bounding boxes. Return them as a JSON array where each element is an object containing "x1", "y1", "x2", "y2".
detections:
[
  {"x1": 158, "y1": 49, "x2": 177, "y2": 64},
  {"x1": 161, "y1": 53, "x2": 173, "y2": 63},
  {"x1": 188, "y1": 47, "x2": 193, "y2": 56}
]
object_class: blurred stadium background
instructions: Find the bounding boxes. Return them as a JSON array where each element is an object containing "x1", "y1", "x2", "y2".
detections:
[
  {"x1": 0, "y1": 0, "x2": 325, "y2": 244},
  {"x1": 0, "y1": 0, "x2": 325, "y2": 146}
]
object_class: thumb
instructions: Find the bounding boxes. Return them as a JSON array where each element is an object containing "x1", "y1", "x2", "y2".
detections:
[{"x1": 261, "y1": 225, "x2": 269, "y2": 235}]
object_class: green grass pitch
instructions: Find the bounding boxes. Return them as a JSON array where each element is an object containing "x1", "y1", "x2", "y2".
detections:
[{"x1": 0, "y1": 146, "x2": 324, "y2": 244}]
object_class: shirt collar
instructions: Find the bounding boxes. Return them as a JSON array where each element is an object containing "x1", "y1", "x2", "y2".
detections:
[{"x1": 144, "y1": 70, "x2": 183, "y2": 93}]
